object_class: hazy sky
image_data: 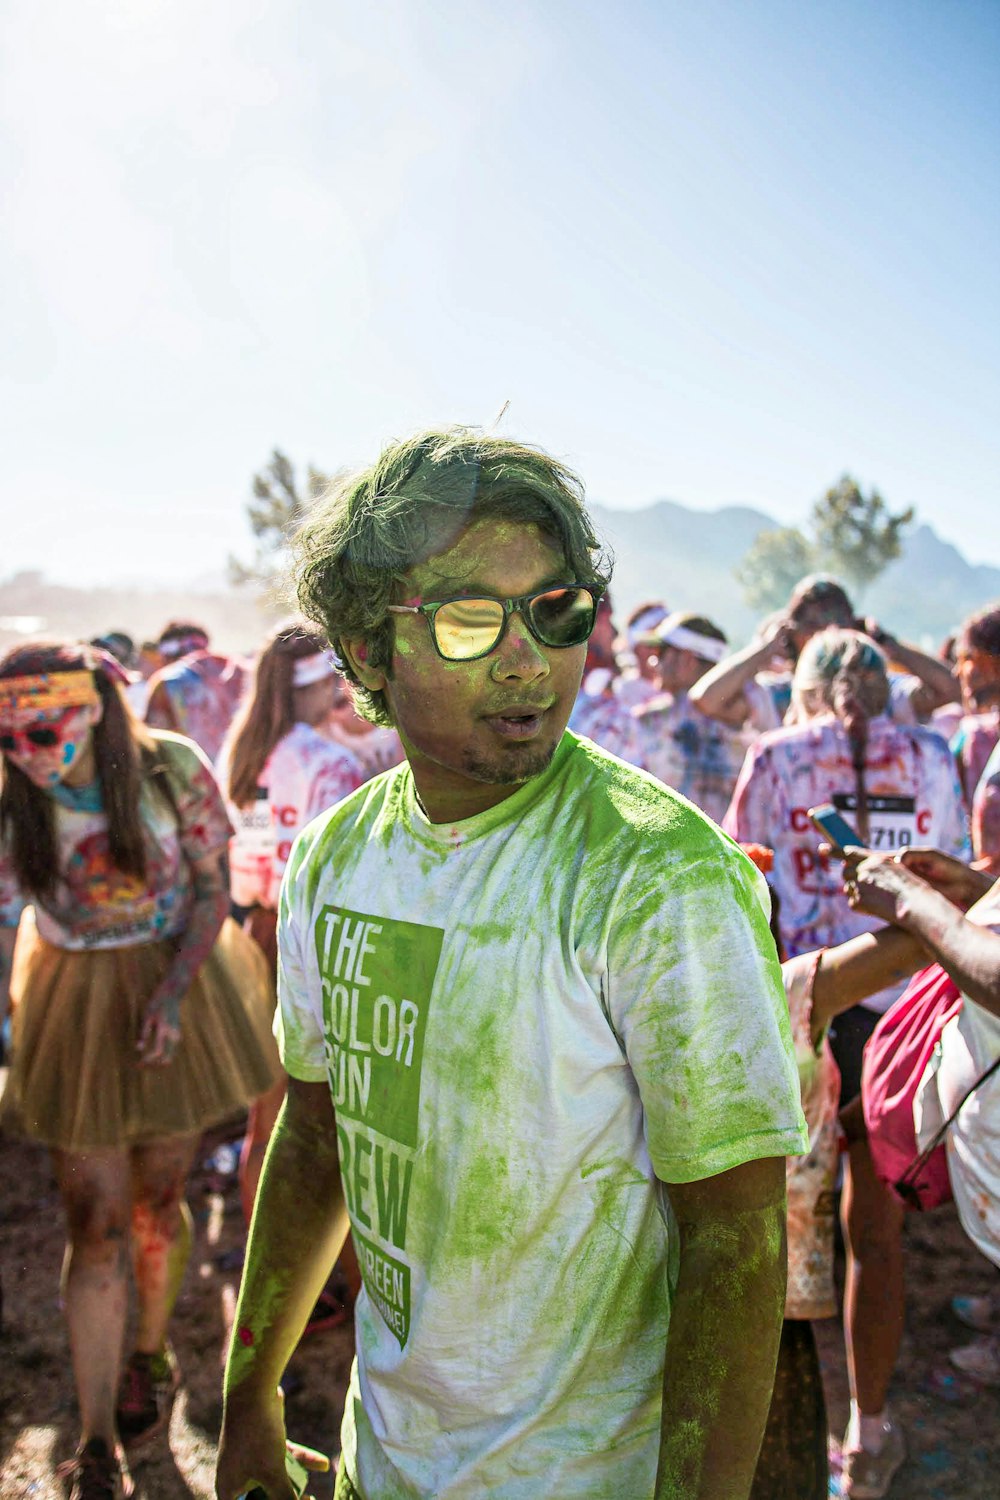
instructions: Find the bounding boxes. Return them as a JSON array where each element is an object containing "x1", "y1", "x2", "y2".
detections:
[{"x1": 3, "y1": 0, "x2": 998, "y2": 586}]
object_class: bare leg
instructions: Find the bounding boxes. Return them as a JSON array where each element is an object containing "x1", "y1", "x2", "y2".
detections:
[
  {"x1": 129, "y1": 1133, "x2": 200, "y2": 1355},
  {"x1": 842, "y1": 1139, "x2": 907, "y2": 1415},
  {"x1": 52, "y1": 1147, "x2": 131, "y2": 1447},
  {"x1": 239, "y1": 1074, "x2": 287, "y2": 1225}
]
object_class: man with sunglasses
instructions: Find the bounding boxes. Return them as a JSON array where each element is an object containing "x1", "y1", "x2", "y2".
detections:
[{"x1": 217, "y1": 429, "x2": 808, "y2": 1500}]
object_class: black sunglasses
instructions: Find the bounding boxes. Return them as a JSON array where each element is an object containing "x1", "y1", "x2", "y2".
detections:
[{"x1": 387, "y1": 584, "x2": 602, "y2": 663}]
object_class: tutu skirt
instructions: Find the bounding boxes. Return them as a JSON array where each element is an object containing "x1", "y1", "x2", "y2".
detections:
[{"x1": 2, "y1": 914, "x2": 282, "y2": 1152}]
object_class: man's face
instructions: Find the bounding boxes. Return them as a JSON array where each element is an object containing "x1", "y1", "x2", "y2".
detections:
[
  {"x1": 656, "y1": 645, "x2": 704, "y2": 696},
  {"x1": 955, "y1": 645, "x2": 1000, "y2": 713},
  {"x1": 349, "y1": 517, "x2": 587, "y2": 822},
  {"x1": 788, "y1": 602, "x2": 853, "y2": 657}
]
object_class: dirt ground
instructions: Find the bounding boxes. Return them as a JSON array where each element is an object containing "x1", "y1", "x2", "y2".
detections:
[{"x1": 1, "y1": 1115, "x2": 997, "y2": 1500}]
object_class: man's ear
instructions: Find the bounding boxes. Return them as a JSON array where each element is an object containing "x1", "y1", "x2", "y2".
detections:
[{"x1": 341, "y1": 638, "x2": 387, "y2": 692}]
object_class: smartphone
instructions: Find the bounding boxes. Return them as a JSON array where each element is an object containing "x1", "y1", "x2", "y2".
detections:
[{"x1": 807, "y1": 803, "x2": 864, "y2": 857}]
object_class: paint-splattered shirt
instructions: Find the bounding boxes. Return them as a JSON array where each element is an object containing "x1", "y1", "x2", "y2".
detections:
[
  {"x1": 145, "y1": 650, "x2": 247, "y2": 762},
  {"x1": 218, "y1": 721, "x2": 365, "y2": 910},
  {"x1": 276, "y1": 732, "x2": 808, "y2": 1499},
  {"x1": 724, "y1": 714, "x2": 970, "y2": 1012},
  {"x1": 323, "y1": 719, "x2": 405, "y2": 781},
  {"x1": 635, "y1": 689, "x2": 751, "y2": 826},
  {"x1": 0, "y1": 731, "x2": 231, "y2": 949}
]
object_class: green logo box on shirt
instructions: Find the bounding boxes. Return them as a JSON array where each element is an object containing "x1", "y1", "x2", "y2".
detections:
[
  {"x1": 352, "y1": 1224, "x2": 411, "y2": 1348},
  {"x1": 314, "y1": 904, "x2": 442, "y2": 1149}
]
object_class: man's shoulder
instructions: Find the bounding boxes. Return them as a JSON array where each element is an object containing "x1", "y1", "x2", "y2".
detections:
[{"x1": 558, "y1": 733, "x2": 738, "y2": 860}]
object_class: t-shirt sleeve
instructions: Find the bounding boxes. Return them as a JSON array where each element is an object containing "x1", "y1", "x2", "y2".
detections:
[
  {"x1": 932, "y1": 742, "x2": 973, "y2": 861},
  {"x1": 157, "y1": 734, "x2": 234, "y2": 860},
  {"x1": 606, "y1": 834, "x2": 808, "y2": 1184},
  {"x1": 274, "y1": 832, "x2": 328, "y2": 1083}
]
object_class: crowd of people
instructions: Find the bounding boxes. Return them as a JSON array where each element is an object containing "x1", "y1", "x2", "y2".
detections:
[{"x1": 0, "y1": 428, "x2": 997, "y2": 1500}]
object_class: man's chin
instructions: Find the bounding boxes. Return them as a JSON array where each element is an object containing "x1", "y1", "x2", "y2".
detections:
[{"x1": 461, "y1": 738, "x2": 560, "y2": 787}]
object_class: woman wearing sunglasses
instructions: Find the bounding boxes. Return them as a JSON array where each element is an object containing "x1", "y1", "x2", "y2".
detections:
[{"x1": 0, "y1": 640, "x2": 280, "y2": 1500}]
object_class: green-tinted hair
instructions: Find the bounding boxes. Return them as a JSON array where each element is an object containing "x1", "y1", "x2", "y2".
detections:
[{"x1": 293, "y1": 427, "x2": 611, "y2": 725}]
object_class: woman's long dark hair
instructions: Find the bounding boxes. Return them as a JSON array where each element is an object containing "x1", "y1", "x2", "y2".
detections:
[
  {"x1": 227, "y1": 624, "x2": 331, "y2": 809},
  {"x1": 0, "y1": 640, "x2": 174, "y2": 901}
]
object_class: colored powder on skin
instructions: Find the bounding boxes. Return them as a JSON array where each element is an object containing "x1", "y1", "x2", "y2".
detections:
[
  {"x1": 62, "y1": 740, "x2": 77, "y2": 765},
  {"x1": 238, "y1": 1325, "x2": 254, "y2": 1346}
]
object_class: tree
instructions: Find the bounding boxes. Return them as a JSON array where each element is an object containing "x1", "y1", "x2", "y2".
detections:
[
  {"x1": 810, "y1": 474, "x2": 913, "y2": 594},
  {"x1": 229, "y1": 450, "x2": 331, "y2": 589},
  {"x1": 734, "y1": 527, "x2": 816, "y2": 613},
  {"x1": 735, "y1": 474, "x2": 913, "y2": 611}
]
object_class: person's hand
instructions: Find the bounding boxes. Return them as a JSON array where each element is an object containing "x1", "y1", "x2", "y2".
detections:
[
  {"x1": 897, "y1": 846, "x2": 992, "y2": 910},
  {"x1": 137, "y1": 992, "x2": 182, "y2": 1067},
  {"x1": 842, "y1": 849, "x2": 925, "y2": 926},
  {"x1": 758, "y1": 613, "x2": 796, "y2": 663},
  {"x1": 216, "y1": 1386, "x2": 331, "y2": 1499}
]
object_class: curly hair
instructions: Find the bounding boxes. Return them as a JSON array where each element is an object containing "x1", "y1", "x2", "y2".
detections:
[{"x1": 293, "y1": 427, "x2": 611, "y2": 725}]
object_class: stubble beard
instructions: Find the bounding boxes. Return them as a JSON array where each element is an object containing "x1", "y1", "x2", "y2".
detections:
[{"x1": 460, "y1": 738, "x2": 560, "y2": 787}]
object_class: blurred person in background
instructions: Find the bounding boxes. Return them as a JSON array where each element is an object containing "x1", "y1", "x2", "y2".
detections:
[
  {"x1": 615, "y1": 600, "x2": 669, "y2": 708},
  {"x1": 217, "y1": 623, "x2": 365, "y2": 1222},
  {"x1": 0, "y1": 641, "x2": 278, "y2": 1500},
  {"x1": 635, "y1": 611, "x2": 748, "y2": 824},
  {"x1": 724, "y1": 627, "x2": 969, "y2": 1105},
  {"x1": 323, "y1": 672, "x2": 403, "y2": 780},
  {"x1": 948, "y1": 602, "x2": 1000, "y2": 808},
  {"x1": 691, "y1": 575, "x2": 957, "y2": 734},
  {"x1": 145, "y1": 621, "x2": 247, "y2": 762}
]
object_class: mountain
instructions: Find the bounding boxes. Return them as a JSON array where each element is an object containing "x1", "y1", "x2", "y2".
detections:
[
  {"x1": 1, "y1": 505, "x2": 997, "y2": 656},
  {"x1": 589, "y1": 503, "x2": 1000, "y2": 648}
]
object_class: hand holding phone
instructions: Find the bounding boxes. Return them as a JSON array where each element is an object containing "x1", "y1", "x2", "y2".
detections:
[{"x1": 807, "y1": 803, "x2": 866, "y2": 858}]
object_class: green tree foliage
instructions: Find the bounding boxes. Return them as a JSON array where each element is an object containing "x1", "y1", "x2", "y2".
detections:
[
  {"x1": 810, "y1": 474, "x2": 913, "y2": 593},
  {"x1": 229, "y1": 450, "x2": 330, "y2": 589},
  {"x1": 735, "y1": 474, "x2": 913, "y2": 611},
  {"x1": 734, "y1": 527, "x2": 816, "y2": 613}
]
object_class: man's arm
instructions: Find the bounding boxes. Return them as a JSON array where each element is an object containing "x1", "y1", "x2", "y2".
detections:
[
  {"x1": 808, "y1": 925, "x2": 929, "y2": 1044},
  {"x1": 860, "y1": 621, "x2": 958, "y2": 717},
  {"x1": 216, "y1": 1077, "x2": 350, "y2": 1500},
  {"x1": 689, "y1": 618, "x2": 793, "y2": 729},
  {"x1": 656, "y1": 1155, "x2": 786, "y2": 1500}
]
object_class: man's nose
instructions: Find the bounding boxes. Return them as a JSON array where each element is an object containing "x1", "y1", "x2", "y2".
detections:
[{"x1": 492, "y1": 610, "x2": 550, "y2": 678}]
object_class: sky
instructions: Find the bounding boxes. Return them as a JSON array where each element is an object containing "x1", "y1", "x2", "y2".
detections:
[{"x1": 2, "y1": 0, "x2": 998, "y2": 587}]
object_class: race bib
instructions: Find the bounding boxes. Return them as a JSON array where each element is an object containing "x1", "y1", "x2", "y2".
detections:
[
  {"x1": 833, "y1": 792, "x2": 917, "y2": 852},
  {"x1": 236, "y1": 786, "x2": 276, "y2": 856}
]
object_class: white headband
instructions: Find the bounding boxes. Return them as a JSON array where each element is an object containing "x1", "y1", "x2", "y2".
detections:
[
  {"x1": 293, "y1": 651, "x2": 336, "y2": 688},
  {"x1": 627, "y1": 606, "x2": 668, "y2": 648},
  {"x1": 657, "y1": 624, "x2": 728, "y2": 663}
]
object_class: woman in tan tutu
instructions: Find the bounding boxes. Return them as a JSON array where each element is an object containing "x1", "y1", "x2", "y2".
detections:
[{"x1": 0, "y1": 641, "x2": 280, "y2": 1500}]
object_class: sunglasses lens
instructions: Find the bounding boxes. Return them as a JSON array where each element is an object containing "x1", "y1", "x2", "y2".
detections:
[
  {"x1": 527, "y1": 587, "x2": 597, "y2": 647},
  {"x1": 28, "y1": 728, "x2": 60, "y2": 747},
  {"x1": 433, "y1": 598, "x2": 505, "y2": 660},
  {"x1": 0, "y1": 734, "x2": 15, "y2": 751}
]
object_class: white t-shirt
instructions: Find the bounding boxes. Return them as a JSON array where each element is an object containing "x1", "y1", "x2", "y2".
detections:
[
  {"x1": 277, "y1": 732, "x2": 808, "y2": 1499},
  {"x1": 219, "y1": 722, "x2": 364, "y2": 910},
  {"x1": 724, "y1": 713, "x2": 970, "y2": 1011},
  {"x1": 915, "y1": 881, "x2": 1000, "y2": 1271}
]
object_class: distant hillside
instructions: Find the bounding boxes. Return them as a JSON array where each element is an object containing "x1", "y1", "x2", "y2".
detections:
[
  {"x1": 2, "y1": 504, "x2": 997, "y2": 656},
  {"x1": 0, "y1": 572, "x2": 285, "y2": 656},
  {"x1": 590, "y1": 502, "x2": 1000, "y2": 648}
]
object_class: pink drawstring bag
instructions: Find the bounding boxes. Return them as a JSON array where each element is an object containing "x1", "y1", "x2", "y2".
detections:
[{"x1": 861, "y1": 963, "x2": 962, "y2": 1211}]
